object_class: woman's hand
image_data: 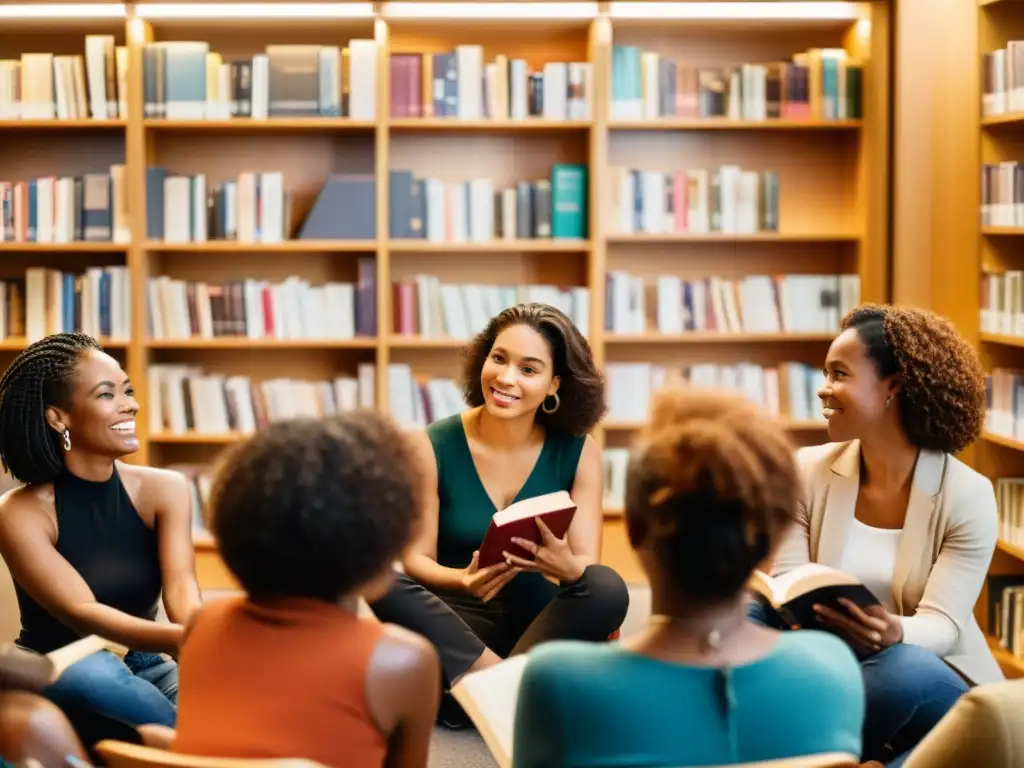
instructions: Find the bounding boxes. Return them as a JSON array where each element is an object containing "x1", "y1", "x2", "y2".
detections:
[
  {"x1": 503, "y1": 518, "x2": 586, "y2": 585},
  {"x1": 814, "y1": 598, "x2": 903, "y2": 653},
  {"x1": 461, "y1": 551, "x2": 521, "y2": 602}
]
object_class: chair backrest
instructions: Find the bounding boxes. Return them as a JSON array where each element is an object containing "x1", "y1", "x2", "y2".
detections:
[{"x1": 95, "y1": 741, "x2": 328, "y2": 768}]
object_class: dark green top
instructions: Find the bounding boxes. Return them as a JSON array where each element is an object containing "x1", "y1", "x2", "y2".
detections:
[{"x1": 427, "y1": 412, "x2": 586, "y2": 569}]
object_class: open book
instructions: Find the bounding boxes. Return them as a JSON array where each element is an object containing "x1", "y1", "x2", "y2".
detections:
[
  {"x1": 477, "y1": 490, "x2": 577, "y2": 568},
  {"x1": 748, "y1": 563, "x2": 882, "y2": 630},
  {"x1": 450, "y1": 654, "x2": 528, "y2": 768}
]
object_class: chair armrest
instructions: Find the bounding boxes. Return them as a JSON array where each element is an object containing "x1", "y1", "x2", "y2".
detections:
[{"x1": 137, "y1": 725, "x2": 176, "y2": 750}]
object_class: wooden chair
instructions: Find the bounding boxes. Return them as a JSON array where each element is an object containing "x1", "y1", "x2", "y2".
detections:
[{"x1": 94, "y1": 741, "x2": 327, "y2": 768}]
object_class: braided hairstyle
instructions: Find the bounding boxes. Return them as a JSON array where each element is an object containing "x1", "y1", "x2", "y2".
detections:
[
  {"x1": 625, "y1": 388, "x2": 799, "y2": 603},
  {"x1": 0, "y1": 333, "x2": 102, "y2": 485}
]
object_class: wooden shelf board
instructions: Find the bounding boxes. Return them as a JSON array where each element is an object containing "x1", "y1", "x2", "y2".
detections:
[
  {"x1": 387, "y1": 337, "x2": 466, "y2": 349},
  {"x1": 981, "y1": 111, "x2": 1024, "y2": 126},
  {"x1": 0, "y1": 242, "x2": 129, "y2": 252},
  {"x1": 606, "y1": 233, "x2": 861, "y2": 244},
  {"x1": 388, "y1": 239, "x2": 590, "y2": 252},
  {"x1": 987, "y1": 637, "x2": 1024, "y2": 678},
  {"x1": 144, "y1": 240, "x2": 377, "y2": 253},
  {"x1": 0, "y1": 119, "x2": 126, "y2": 130},
  {"x1": 0, "y1": 337, "x2": 128, "y2": 351},
  {"x1": 980, "y1": 332, "x2": 1024, "y2": 348},
  {"x1": 388, "y1": 118, "x2": 591, "y2": 131},
  {"x1": 145, "y1": 338, "x2": 378, "y2": 350},
  {"x1": 997, "y1": 539, "x2": 1024, "y2": 563},
  {"x1": 604, "y1": 419, "x2": 827, "y2": 431},
  {"x1": 150, "y1": 432, "x2": 248, "y2": 444},
  {"x1": 982, "y1": 227, "x2": 1024, "y2": 236},
  {"x1": 604, "y1": 332, "x2": 836, "y2": 344},
  {"x1": 143, "y1": 119, "x2": 376, "y2": 131},
  {"x1": 608, "y1": 118, "x2": 863, "y2": 131},
  {"x1": 982, "y1": 431, "x2": 1024, "y2": 452}
]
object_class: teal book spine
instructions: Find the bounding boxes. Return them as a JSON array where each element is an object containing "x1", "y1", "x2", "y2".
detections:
[{"x1": 550, "y1": 163, "x2": 587, "y2": 239}]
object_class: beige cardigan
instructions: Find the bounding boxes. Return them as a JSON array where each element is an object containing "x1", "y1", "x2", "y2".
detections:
[{"x1": 771, "y1": 439, "x2": 1003, "y2": 686}]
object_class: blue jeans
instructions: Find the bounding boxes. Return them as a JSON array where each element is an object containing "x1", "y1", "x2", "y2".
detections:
[
  {"x1": 43, "y1": 649, "x2": 177, "y2": 729},
  {"x1": 747, "y1": 599, "x2": 967, "y2": 763}
]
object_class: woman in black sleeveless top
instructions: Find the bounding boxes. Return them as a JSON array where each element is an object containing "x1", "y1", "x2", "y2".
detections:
[{"x1": 0, "y1": 333, "x2": 201, "y2": 729}]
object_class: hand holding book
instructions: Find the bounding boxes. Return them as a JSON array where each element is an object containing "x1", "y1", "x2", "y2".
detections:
[
  {"x1": 502, "y1": 516, "x2": 585, "y2": 584},
  {"x1": 814, "y1": 599, "x2": 903, "y2": 653}
]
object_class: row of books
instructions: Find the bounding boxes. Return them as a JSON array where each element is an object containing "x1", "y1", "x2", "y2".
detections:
[
  {"x1": 981, "y1": 162, "x2": 1024, "y2": 228},
  {"x1": 609, "y1": 46, "x2": 863, "y2": 122},
  {"x1": 147, "y1": 364, "x2": 376, "y2": 437},
  {"x1": 996, "y1": 477, "x2": 1024, "y2": 555},
  {"x1": 389, "y1": 48, "x2": 591, "y2": 122},
  {"x1": 23, "y1": 266, "x2": 131, "y2": 343},
  {"x1": 602, "y1": 448, "x2": 628, "y2": 512},
  {"x1": 605, "y1": 272, "x2": 862, "y2": 335},
  {"x1": 0, "y1": 36, "x2": 124, "y2": 120},
  {"x1": 985, "y1": 369, "x2": 1024, "y2": 442},
  {"x1": 392, "y1": 279, "x2": 588, "y2": 341},
  {"x1": 142, "y1": 40, "x2": 378, "y2": 120},
  {"x1": 608, "y1": 166, "x2": 779, "y2": 236},
  {"x1": 389, "y1": 166, "x2": 586, "y2": 242},
  {"x1": 987, "y1": 575, "x2": 1024, "y2": 662},
  {"x1": 0, "y1": 167, "x2": 128, "y2": 244},
  {"x1": 980, "y1": 270, "x2": 1024, "y2": 337},
  {"x1": 604, "y1": 361, "x2": 825, "y2": 424},
  {"x1": 981, "y1": 42, "x2": 1024, "y2": 118},
  {"x1": 147, "y1": 261, "x2": 376, "y2": 340}
]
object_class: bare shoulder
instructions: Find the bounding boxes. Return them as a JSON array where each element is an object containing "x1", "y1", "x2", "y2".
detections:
[
  {"x1": 373, "y1": 623, "x2": 441, "y2": 679},
  {"x1": 119, "y1": 462, "x2": 188, "y2": 494},
  {"x1": 0, "y1": 484, "x2": 54, "y2": 541}
]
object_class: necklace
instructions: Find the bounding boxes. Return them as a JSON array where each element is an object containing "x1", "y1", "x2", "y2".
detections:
[{"x1": 648, "y1": 613, "x2": 740, "y2": 653}]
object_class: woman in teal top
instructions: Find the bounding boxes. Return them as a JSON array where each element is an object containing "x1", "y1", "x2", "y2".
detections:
[
  {"x1": 512, "y1": 389, "x2": 866, "y2": 767},
  {"x1": 369, "y1": 303, "x2": 630, "y2": 728}
]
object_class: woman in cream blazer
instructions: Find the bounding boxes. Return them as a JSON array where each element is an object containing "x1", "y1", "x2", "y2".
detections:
[{"x1": 752, "y1": 304, "x2": 1003, "y2": 765}]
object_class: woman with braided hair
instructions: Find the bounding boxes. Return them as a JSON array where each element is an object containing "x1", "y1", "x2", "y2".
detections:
[
  {"x1": 0, "y1": 333, "x2": 200, "y2": 731},
  {"x1": 510, "y1": 389, "x2": 866, "y2": 768}
]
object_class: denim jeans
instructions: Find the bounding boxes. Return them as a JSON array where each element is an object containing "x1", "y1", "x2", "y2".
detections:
[
  {"x1": 43, "y1": 649, "x2": 178, "y2": 729},
  {"x1": 747, "y1": 599, "x2": 967, "y2": 763}
]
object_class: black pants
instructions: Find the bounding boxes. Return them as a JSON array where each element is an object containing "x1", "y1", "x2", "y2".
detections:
[{"x1": 368, "y1": 564, "x2": 630, "y2": 685}]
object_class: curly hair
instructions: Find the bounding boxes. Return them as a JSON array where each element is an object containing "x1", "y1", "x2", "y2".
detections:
[
  {"x1": 842, "y1": 304, "x2": 986, "y2": 454},
  {"x1": 208, "y1": 411, "x2": 421, "y2": 603},
  {"x1": 0, "y1": 333, "x2": 102, "y2": 485},
  {"x1": 460, "y1": 303, "x2": 606, "y2": 436},
  {"x1": 625, "y1": 388, "x2": 798, "y2": 603}
]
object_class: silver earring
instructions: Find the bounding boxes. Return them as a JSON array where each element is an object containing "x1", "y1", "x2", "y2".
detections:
[
  {"x1": 63, "y1": 429, "x2": 71, "y2": 452},
  {"x1": 885, "y1": 395, "x2": 893, "y2": 409},
  {"x1": 542, "y1": 393, "x2": 560, "y2": 414}
]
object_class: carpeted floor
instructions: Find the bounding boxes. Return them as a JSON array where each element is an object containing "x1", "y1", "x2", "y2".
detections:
[{"x1": 427, "y1": 584, "x2": 651, "y2": 767}]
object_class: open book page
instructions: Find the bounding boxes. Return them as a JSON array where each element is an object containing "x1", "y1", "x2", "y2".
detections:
[
  {"x1": 493, "y1": 490, "x2": 575, "y2": 527},
  {"x1": 46, "y1": 635, "x2": 126, "y2": 680},
  {"x1": 450, "y1": 654, "x2": 529, "y2": 768},
  {"x1": 749, "y1": 563, "x2": 863, "y2": 606}
]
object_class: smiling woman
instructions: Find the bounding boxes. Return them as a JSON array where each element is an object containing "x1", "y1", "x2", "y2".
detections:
[
  {"x1": 0, "y1": 333, "x2": 201, "y2": 741},
  {"x1": 368, "y1": 303, "x2": 629, "y2": 729}
]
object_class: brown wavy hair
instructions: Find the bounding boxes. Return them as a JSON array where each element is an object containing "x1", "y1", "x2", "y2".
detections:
[
  {"x1": 842, "y1": 304, "x2": 986, "y2": 454},
  {"x1": 626, "y1": 389, "x2": 798, "y2": 602},
  {"x1": 460, "y1": 303, "x2": 606, "y2": 436}
]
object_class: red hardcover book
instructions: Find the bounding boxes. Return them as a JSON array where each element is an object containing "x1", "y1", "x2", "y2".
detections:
[{"x1": 477, "y1": 490, "x2": 577, "y2": 568}]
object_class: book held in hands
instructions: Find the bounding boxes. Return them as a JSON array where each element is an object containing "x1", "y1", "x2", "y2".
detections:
[
  {"x1": 748, "y1": 563, "x2": 882, "y2": 630},
  {"x1": 450, "y1": 654, "x2": 528, "y2": 768},
  {"x1": 477, "y1": 490, "x2": 577, "y2": 568}
]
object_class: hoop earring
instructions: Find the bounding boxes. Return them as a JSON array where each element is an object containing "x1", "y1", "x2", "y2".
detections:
[
  {"x1": 542, "y1": 393, "x2": 560, "y2": 414},
  {"x1": 63, "y1": 429, "x2": 71, "y2": 452}
]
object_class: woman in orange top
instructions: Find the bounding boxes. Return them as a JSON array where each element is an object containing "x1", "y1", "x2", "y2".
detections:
[{"x1": 171, "y1": 412, "x2": 441, "y2": 768}]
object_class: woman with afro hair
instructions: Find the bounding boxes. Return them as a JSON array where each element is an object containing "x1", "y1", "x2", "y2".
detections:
[{"x1": 756, "y1": 304, "x2": 1002, "y2": 765}]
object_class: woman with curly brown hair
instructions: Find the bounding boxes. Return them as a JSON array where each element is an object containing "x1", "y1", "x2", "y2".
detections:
[
  {"x1": 369, "y1": 302, "x2": 629, "y2": 729},
  {"x1": 755, "y1": 304, "x2": 1002, "y2": 765},
  {"x1": 511, "y1": 388, "x2": 866, "y2": 767}
]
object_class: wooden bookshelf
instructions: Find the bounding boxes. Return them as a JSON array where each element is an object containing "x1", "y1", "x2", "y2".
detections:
[
  {"x1": 0, "y1": 1, "x2": 892, "y2": 591},
  {"x1": 951, "y1": 0, "x2": 1024, "y2": 678}
]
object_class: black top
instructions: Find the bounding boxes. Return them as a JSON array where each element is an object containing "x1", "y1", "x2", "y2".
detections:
[{"x1": 14, "y1": 465, "x2": 163, "y2": 653}]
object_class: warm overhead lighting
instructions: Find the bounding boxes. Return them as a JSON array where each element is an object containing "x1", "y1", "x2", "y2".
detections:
[
  {"x1": 608, "y1": 2, "x2": 860, "y2": 20},
  {"x1": 0, "y1": 3, "x2": 126, "y2": 18},
  {"x1": 382, "y1": 2, "x2": 599, "y2": 20},
  {"x1": 134, "y1": 2, "x2": 375, "y2": 20}
]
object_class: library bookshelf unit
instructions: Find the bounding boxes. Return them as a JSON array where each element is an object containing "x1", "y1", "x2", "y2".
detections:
[
  {"x1": 0, "y1": 0, "x2": 890, "y2": 590},
  {"x1": 966, "y1": 0, "x2": 1024, "y2": 680}
]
